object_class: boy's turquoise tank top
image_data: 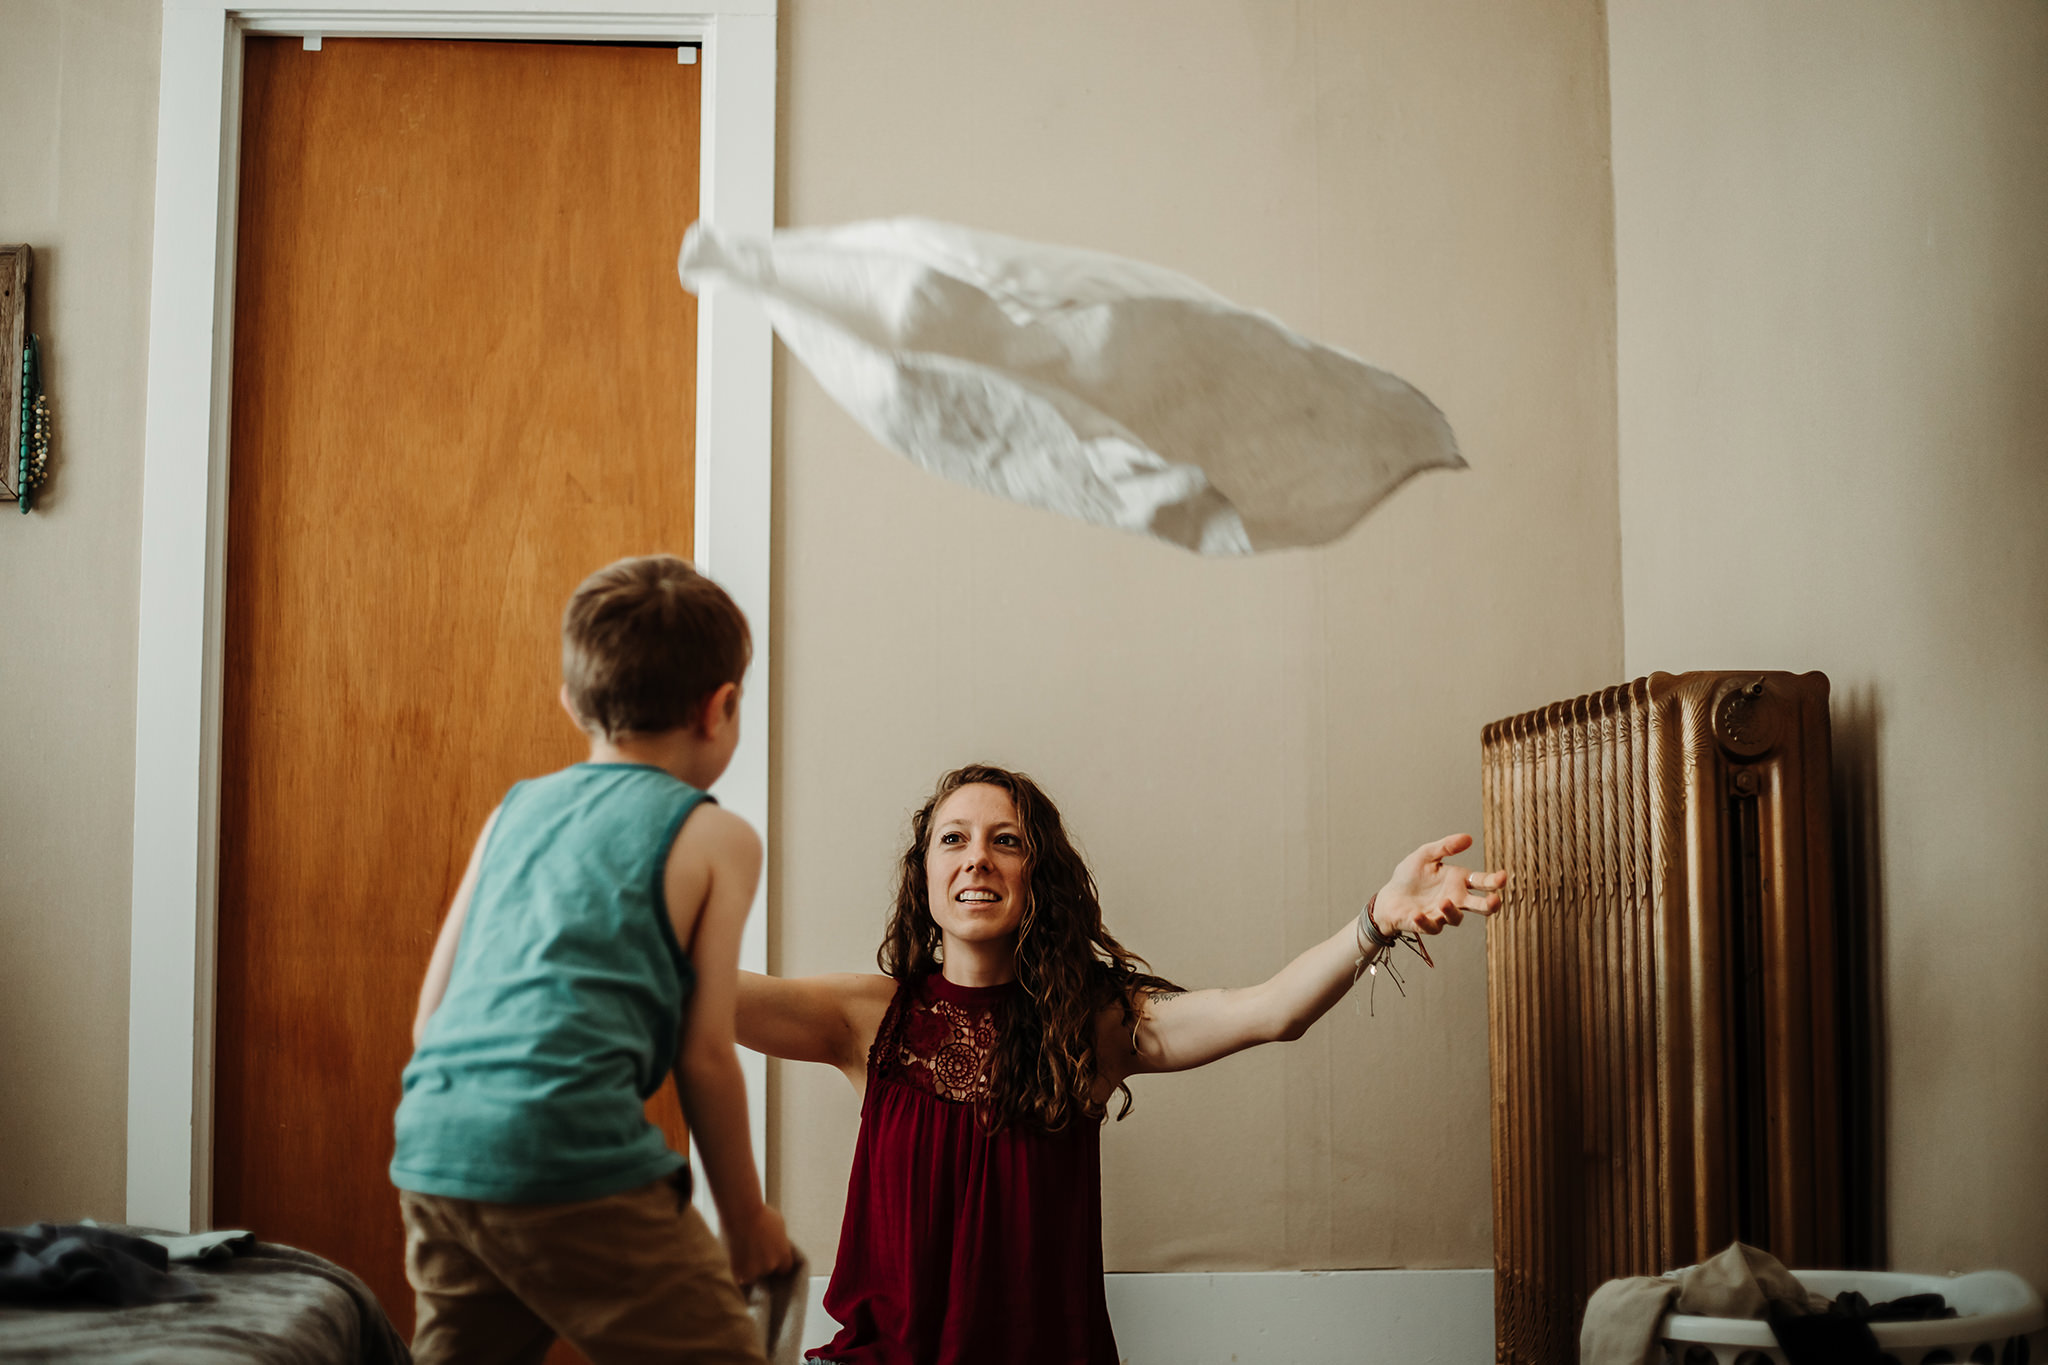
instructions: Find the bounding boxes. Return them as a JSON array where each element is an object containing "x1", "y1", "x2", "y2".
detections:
[{"x1": 390, "y1": 763, "x2": 705, "y2": 1203}]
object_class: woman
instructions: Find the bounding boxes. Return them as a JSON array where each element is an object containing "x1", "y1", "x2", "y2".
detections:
[{"x1": 738, "y1": 764, "x2": 1505, "y2": 1365}]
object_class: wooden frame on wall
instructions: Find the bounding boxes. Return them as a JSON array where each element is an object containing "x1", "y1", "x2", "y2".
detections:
[
  {"x1": 1, "y1": 246, "x2": 28, "y2": 492},
  {"x1": 131, "y1": 0, "x2": 777, "y2": 1232}
]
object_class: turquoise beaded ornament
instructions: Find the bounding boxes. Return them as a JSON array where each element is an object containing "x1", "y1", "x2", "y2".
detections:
[{"x1": 17, "y1": 333, "x2": 49, "y2": 514}]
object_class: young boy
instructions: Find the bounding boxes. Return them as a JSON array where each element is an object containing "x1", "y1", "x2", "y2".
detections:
[{"x1": 391, "y1": 555, "x2": 793, "y2": 1365}]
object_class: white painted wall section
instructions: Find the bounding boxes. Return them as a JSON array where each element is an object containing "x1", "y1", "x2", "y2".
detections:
[{"x1": 796, "y1": 1270, "x2": 1496, "y2": 1365}]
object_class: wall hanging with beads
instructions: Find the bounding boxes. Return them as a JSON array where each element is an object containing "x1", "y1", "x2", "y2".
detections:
[{"x1": 1, "y1": 245, "x2": 50, "y2": 514}]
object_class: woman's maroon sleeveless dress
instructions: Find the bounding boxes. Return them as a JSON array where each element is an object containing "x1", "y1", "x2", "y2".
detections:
[{"x1": 810, "y1": 973, "x2": 1120, "y2": 1365}]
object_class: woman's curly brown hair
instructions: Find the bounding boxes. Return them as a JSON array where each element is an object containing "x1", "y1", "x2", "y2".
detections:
[{"x1": 878, "y1": 764, "x2": 1181, "y2": 1133}]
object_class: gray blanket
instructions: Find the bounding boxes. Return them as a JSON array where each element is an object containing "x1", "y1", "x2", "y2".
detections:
[{"x1": 0, "y1": 1234, "x2": 408, "y2": 1364}]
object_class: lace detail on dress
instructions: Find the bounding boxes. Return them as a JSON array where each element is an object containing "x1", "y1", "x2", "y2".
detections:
[{"x1": 881, "y1": 984, "x2": 1000, "y2": 1106}]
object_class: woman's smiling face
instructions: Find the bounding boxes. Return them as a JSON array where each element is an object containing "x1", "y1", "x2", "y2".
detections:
[{"x1": 926, "y1": 782, "x2": 1030, "y2": 951}]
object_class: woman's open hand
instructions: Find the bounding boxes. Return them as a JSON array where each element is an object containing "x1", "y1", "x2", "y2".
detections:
[
  {"x1": 1106, "y1": 833, "x2": 1510, "y2": 1085},
  {"x1": 1371, "y1": 833, "x2": 1507, "y2": 937}
]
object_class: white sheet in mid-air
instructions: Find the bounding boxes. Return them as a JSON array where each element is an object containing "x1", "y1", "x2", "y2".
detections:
[{"x1": 679, "y1": 217, "x2": 1462, "y2": 555}]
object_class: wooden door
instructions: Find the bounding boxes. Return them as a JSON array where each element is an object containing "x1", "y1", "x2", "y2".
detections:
[{"x1": 215, "y1": 37, "x2": 701, "y2": 1343}]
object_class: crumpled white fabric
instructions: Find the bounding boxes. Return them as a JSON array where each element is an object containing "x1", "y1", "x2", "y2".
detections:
[
  {"x1": 678, "y1": 218, "x2": 1462, "y2": 554},
  {"x1": 747, "y1": 1246, "x2": 806, "y2": 1365}
]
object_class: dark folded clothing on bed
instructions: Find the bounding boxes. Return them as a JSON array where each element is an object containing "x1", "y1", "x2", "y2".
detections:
[{"x1": 0, "y1": 1224, "x2": 206, "y2": 1307}]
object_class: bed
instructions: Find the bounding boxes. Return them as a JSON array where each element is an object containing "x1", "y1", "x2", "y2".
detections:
[{"x1": 0, "y1": 1225, "x2": 408, "y2": 1364}]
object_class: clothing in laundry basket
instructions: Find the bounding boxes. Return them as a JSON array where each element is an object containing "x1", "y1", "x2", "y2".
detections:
[
  {"x1": 1580, "y1": 1241, "x2": 1845, "y2": 1365},
  {"x1": 678, "y1": 217, "x2": 1462, "y2": 555}
]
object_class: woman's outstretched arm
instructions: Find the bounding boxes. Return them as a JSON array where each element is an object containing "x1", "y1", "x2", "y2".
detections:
[
  {"x1": 736, "y1": 971, "x2": 896, "y2": 1089},
  {"x1": 1103, "y1": 834, "x2": 1507, "y2": 1083}
]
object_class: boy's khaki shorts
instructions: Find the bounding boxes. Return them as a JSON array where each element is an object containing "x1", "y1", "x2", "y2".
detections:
[{"x1": 399, "y1": 1172, "x2": 765, "y2": 1365}]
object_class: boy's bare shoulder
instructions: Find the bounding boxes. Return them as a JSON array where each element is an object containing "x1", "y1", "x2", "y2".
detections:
[{"x1": 673, "y1": 800, "x2": 761, "y2": 867}]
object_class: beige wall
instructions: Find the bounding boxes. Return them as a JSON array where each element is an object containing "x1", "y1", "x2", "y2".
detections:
[
  {"x1": 769, "y1": 0, "x2": 1621, "y2": 1272},
  {"x1": 0, "y1": 0, "x2": 160, "y2": 1225},
  {"x1": 1610, "y1": 0, "x2": 2048, "y2": 1287}
]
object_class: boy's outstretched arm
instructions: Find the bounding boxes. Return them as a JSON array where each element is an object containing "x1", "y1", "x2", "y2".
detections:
[
  {"x1": 667, "y1": 803, "x2": 794, "y2": 1286},
  {"x1": 412, "y1": 807, "x2": 500, "y2": 1048},
  {"x1": 1101, "y1": 834, "x2": 1508, "y2": 1083}
]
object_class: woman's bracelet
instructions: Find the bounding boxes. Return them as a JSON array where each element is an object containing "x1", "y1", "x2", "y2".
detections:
[
  {"x1": 1351, "y1": 895, "x2": 1395, "y2": 983},
  {"x1": 1360, "y1": 896, "x2": 1401, "y2": 952},
  {"x1": 1350, "y1": 894, "x2": 1434, "y2": 1013}
]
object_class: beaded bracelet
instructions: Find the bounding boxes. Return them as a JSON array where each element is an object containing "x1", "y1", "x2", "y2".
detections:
[{"x1": 1351, "y1": 893, "x2": 1435, "y2": 1014}]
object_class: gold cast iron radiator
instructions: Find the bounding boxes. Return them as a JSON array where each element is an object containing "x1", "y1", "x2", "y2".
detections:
[{"x1": 1480, "y1": 672, "x2": 1844, "y2": 1365}]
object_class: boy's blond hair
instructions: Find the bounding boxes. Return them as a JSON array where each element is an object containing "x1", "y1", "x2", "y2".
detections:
[{"x1": 561, "y1": 555, "x2": 751, "y2": 739}]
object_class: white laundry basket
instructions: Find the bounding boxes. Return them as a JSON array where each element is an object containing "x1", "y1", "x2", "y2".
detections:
[{"x1": 1657, "y1": 1269, "x2": 2044, "y2": 1365}]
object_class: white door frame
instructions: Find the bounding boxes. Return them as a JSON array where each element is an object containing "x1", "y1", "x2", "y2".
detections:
[{"x1": 130, "y1": 0, "x2": 777, "y2": 1232}]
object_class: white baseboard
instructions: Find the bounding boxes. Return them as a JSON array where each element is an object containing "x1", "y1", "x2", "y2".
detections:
[{"x1": 797, "y1": 1268, "x2": 1495, "y2": 1364}]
